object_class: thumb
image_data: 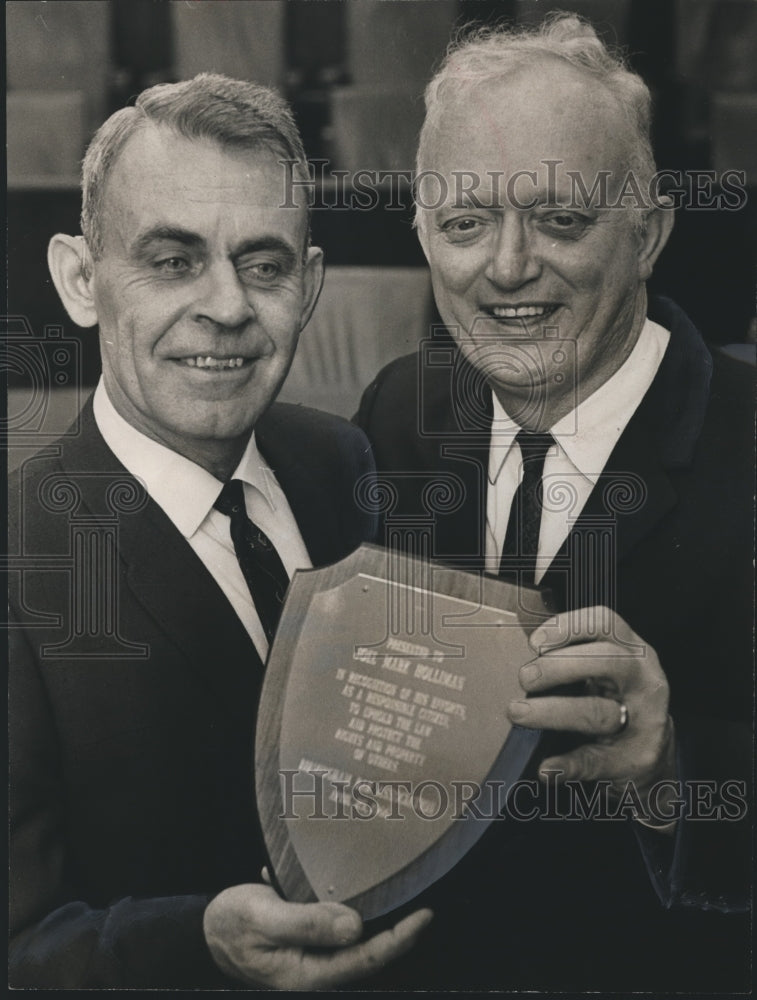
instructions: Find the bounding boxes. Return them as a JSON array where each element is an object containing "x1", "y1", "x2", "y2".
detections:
[
  {"x1": 538, "y1": 745, "x2": 608, "y2": 783},
  {"x1": 254, "y1": 887, "x2": 364, "y2": 949}
]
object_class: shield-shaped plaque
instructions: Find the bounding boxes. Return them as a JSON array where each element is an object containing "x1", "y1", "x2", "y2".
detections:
[{"x1": 255, "y1": 544, "x2": 552, "y2": 919}]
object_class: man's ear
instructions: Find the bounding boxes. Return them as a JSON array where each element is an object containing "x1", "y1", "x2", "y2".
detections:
[
  {"x1": 47, "y1": 235, "x2": 99, "y2": 328},
  {"x1": 299, "y1": 246, "x2": 325, "y2": 329},
  {"x1": 637, "y1": 201, "x2": 674, "y2": 281},
  {"x1": 415, "y1": 212, "x2": 431, "y2": 263}
]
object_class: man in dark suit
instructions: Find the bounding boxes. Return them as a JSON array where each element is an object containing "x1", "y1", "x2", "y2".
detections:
[
  {"x1": 355, "y1": 15, "x2": 752, "y2": 991},
  {"x1": 8, "y1": 73, "x2": 431, "y2": 989}
]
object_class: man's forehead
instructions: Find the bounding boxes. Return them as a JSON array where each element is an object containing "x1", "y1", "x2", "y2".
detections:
[
  {"x1": 108, "y1": 124, "x2": 293, "y2": 197},
  {"x1": 99, "y1": 123, "x2": 308, "y2": 242},
  {"x1": 425, "y1": 60, "x2": 630, "y2": 175}
]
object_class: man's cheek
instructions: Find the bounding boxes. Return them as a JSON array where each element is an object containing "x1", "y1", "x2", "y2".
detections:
[{"x1": 432, "y1": 262, "x2": 477, "y2": 298}]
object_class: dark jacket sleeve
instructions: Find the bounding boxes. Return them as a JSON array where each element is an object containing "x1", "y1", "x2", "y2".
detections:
[
  {"x1": 8, "y1": 622, "x2": 226, "y2": 989},
  {"x1": 634, "y1": 717, "x2": 753, "y2": 914}
]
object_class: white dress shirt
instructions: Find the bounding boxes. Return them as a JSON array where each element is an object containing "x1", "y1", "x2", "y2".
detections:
[
  {"x1": 93, "y1": 380, "x2": 311, "y2": 660},
  {"x1": 485, "y1": 318, "x2": 670, "y2": 583}
]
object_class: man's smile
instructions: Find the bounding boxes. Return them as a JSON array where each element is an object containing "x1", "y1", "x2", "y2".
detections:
[
  {"x1": 177, "y1": 355, "x2": 253, "y2": 370},
  {"x1": 481, "y1": 303, "x2": 560, "y2": 320}
]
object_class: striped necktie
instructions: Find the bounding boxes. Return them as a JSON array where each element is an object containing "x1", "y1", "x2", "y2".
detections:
[
  {"x1": 499, "y1": 430, "x2": 554, "y2": 585},
  {"x1": 214, "y1": 479, "x2": 290, "y2": 643}
]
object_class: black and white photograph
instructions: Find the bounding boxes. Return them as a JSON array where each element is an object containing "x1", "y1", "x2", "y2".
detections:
[{"x1": 6, "y1": 0, "x2": 755, "y2": 992}]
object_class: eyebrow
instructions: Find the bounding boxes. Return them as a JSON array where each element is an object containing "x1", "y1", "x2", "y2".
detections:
[
  {"x1": 232, "y1": 237, "x2": 299, "y2": 270},
  {"x1": 130, "y1": 227, "x2": 299, "y2": 268},
  {"x1": 130, "y1": 226, "x2": 204, "y2": 258},
  {"x1": 435, "y1": 186, "x2": 598, "y2": 213}
]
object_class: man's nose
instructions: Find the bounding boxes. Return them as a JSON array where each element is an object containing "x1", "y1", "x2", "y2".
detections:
[
  {"x1": 193, "y1": 260, "x2": 255, "y2": 329},
  {"x1": 485, "y1": 214, "x2": 541, "y2": 289}
]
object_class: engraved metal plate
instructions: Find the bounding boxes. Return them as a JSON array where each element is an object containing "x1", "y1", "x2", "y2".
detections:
[{"x1": 255, "y1": 544, "x2": 552, "y2": 919}]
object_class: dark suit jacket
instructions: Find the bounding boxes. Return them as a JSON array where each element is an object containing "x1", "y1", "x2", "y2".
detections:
[
  {"x1": 8, "y1": 399, "x2": 377, "y2": 988},
  {"x1": 354, "y1": 297, "x2": 753, "y2": 991}
]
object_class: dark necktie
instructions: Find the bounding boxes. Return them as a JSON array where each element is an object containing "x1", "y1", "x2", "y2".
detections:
[
  {"x1": 214, "y1": 479, "x2": 290, "y2": 643},
  {"x1": 499, "y1": 430, "x2": 554, "y2": 585}
]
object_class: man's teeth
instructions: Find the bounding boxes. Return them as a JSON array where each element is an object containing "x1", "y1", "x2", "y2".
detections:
[
  {"x1": 183, "y1": 356, "x2": 246, "y2": 370},
  {"x1": 491, "y1": 305, "x2": 550, "y2": 318}
]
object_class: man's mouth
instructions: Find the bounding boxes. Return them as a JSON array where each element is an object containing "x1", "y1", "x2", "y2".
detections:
[
  {"x1": 484, "y1": 304, "x2": 559, "y2": 320},
  {"x1": 178, "y1": 356, "x2": 250, "y2": 370}
]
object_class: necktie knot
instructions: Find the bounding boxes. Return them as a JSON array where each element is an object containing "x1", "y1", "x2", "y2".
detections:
[
  {"x1": 214, "y1": 479, "x2": 246, "y2": 517},
  {"x1": 515, "y1": 429, "x2": 554, "y2": 465}
]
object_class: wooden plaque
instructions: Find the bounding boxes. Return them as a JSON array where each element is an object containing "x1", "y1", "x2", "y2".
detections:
[{"x1": 255, "y1": 544, "x2": 552, "y2": 919}]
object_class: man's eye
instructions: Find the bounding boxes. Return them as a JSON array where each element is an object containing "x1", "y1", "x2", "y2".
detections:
[
  {"x1": 539, "y1": 213, "x2": 590, "y2": 237},
  {"x1": 440, "y1": 217, "x2": 485, "y2": 243},
  {"x1": 240, "y1": 261, "x2": 281, "y2": 282},
  {"x1": 155, "y1": 256, "x2": 190, "y2": 274}
]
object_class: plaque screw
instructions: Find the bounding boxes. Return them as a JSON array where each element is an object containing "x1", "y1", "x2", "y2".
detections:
[
  {"x1": 362, "y1": 585, "x2": 369, "y2": 593},
  {"x1": 327, "y1": 885, "x2": 335, "y2": 894}
]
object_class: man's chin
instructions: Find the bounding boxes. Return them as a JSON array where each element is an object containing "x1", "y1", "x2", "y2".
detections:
[
  {"x1": 147, "y1": 409, "x2": 261, "y2": 449},
  {"x1": 180, "y1": 419, "x2": 261, "y2": 445},
  {"x1": 461, "y1": 344, "x2": 556, "y2": 387}
]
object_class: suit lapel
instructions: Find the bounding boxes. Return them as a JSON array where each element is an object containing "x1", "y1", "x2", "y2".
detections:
[
  {"x1": 423, "y1": 354, "x2": 492, "y2": 569},
  {"x1": 433, "y1": 299, "x2": 713, "y2": 603},
  {"x1": 566, "y1": 401, "x2": 677, "y2": 563},
  {"x1": 541, "y1": 408, "x2": 678, "y2": 610},
  {"x1": 266, "y1": 457, "x2": 337, "y2": 567},
  {"x1": 435, "y1": 441, "x2": 489, "y2": 569},
  {"x1": 60, "y1": 401, "x2": 264, "y2": 724},
  {"x1": 121, "y1": 503, "x2": 265, "y2": 722},
  {"x1": 255, "y1": 409, "x2": 343, "y2": 567},
  {"x1": 542, "y1": 298, "x2": 713, "y2": 608}
]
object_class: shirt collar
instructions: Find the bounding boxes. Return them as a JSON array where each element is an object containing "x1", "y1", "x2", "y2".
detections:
[
  {"x1": 488, "y1": 317, "x2": 670, "y2": 485},
  {"x1": 488, "y1": 401, "x2": 522, "y2": 485},
  {"x1": 93, "y1": 380, "x2": 276, "y2": 538},
  {"x1": 229, "y1": 432, "x2": 280, "y2": 512}
]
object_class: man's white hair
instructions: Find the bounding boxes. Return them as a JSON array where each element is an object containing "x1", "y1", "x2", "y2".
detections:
[{"x1": 415, "y1": 13, "x2": 656, "y2": 227}]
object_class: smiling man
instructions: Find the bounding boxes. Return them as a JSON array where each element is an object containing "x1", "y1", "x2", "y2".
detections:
[
  {"x1": 414, "y1": 61, "x2": 664, "y2": 434},
  {"x1": 356, "y1": 15, "x2": 752, "y2": 992},
  {"x1": 8, "y1": 74, "x2": 430, "y2": 989}
]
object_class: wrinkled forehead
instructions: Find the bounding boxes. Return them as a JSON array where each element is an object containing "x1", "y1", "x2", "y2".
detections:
[
  {"x1": 100, "y1": 123, "x2": 310, "y2": 244},
  {"x1": 418, "y1": 61, "x2": 635, "y2": 208}
]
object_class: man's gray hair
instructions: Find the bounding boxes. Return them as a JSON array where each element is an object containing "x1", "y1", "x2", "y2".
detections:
[
  {"x1": 81, "y1": 73, "x2": 311, "y2": 258},
  {"x1": 416, "y1": 13, "x2": 656, "y2": 208}
]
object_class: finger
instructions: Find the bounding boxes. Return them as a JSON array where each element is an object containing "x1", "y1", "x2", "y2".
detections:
[
  {"x1": 296, "y1": 908, "x2": 434, "y2": 991},
  {"x1": 529, "y1": 606, "x2": 628, "y2": 652},
  {"x1": 519, "y1": 646, "x2": 633, "y2": 694},
  {"x1": 538, "y1": 744, "x2": 623, "y2": 783},
  {"x1": 509, "y1": 695, "x2": 627, "y2": 736},
  {"x1": 245, "y1": 885, "x2": 364, "y2": 949}
]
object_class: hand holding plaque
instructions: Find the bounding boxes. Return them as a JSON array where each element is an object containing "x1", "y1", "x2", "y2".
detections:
[
  {"x1": 203, "y1": 882, "x2": 432, "y2": 989},
  {"x1": 255, "y1": 544, "x2": 552, "y2": 919}
]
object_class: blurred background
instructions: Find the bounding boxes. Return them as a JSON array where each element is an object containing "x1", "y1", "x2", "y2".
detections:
[{"x1": 6, "y1": 0, "x2": 757, "y2": 446}]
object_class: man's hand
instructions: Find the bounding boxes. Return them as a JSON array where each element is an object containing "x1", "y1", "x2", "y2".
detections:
[
  {"x1": 203, "y1": 883, "x2": 432, "y2": 990},
  {"x1": 507, "y1": 607, "x2": 676, "y2": 801}
]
